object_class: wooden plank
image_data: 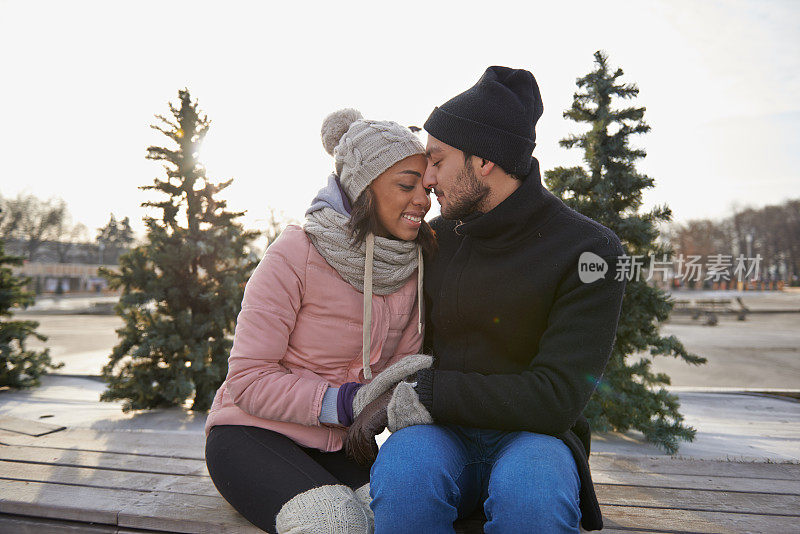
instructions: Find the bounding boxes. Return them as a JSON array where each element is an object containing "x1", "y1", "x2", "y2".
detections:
[
  {"x1": 4, "y1": 427, "x2": 798, "y2": 533},
  {"x1": 454, "y1": 483, "x2": 800, "y2": 533},
  {"x1": 118, "y1": 491, "x2": 263, "y2": 534},
  {"x1": 0, "y1": 444, "x2": 208, "y2": 476},
  {"x1": 602, "y1": 504, "x2": 800, "y2": 533},
  {"x1": 0, "y1": 429, "x2": 205, "y2": 459},
  {"x1": 0, "y1": 461, "x2": 218, "y2": 497},
  {"x1": 0, "y1": 513, "x2": 182, "y2": 534},
  {"x1": 0, "y1": 416, "x2": 66, "y2": 437},
  {"x1": 153, "y1": 475, "x2": 219, "y2": 498},
  {"x1": 18, "y1": 458, "x2": 798, "y2": 519},
  {"x1": 2, "y1": 471, "x2": 797, "y2": 533},
  {"x1": 0, "y1": 513, "x2": 118, "y2": 533},
  {"x1": 451, "y1": 520, "x2": 650, "y2": 534},
  {"x1": 0, "y1": 480, "x2": 235, "y2": 532},
  {"x1": 595, "y1": 484, "x2": 800, "y2": 516},
  {"x1": 592, "y1": 469, "x2": 800, "y2": 495},
  {"x1": 0, "y1": 460, "x2": 163, "y2": 491},
  {"x1": 0, "y1": 479, "x2": 147, "y2": 525},
  {"x1": 590, "y1": 453, "x2": 800, "y2": 481}
]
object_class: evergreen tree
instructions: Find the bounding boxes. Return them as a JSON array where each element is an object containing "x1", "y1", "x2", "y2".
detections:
[
  {"x1": 100, "y1": 89, "x2": 260, "y2": 412},
  {"x1": 97, "y1": 214, "x2": 136, "y2": 264},
  {"x1": 544, "y1": 51, "x2": 706, "y2": 453},
  {"x1": 97, "y1": 214, "x2": 119, "y2": 246},
  {"x1": 0, "y1": 236, "x2": 62, "y2": 387},
  {"x1": 117, "y1": 217, "x2": 135, "y2": 246}
]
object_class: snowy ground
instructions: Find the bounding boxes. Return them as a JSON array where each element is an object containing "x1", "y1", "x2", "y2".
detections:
[
  {"x1": 19, "y1": 305, "x2": 800, "y2": 388},
  {"x1": 5, "y1": 289, "x2": 799, "y2": 461}
]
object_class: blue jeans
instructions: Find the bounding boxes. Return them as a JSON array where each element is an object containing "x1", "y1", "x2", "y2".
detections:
[{"x1": 370, "y1": 424, "x2": 581, "y2": 533}]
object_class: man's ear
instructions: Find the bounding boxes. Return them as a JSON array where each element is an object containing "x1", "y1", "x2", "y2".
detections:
[{"x1": 479, "y1": 158, "x2": 496, "y2": 177}]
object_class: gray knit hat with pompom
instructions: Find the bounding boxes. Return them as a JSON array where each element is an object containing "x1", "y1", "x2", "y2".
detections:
[{"x1": 321, "y1": 109, "x2": 425, "y2": 203}]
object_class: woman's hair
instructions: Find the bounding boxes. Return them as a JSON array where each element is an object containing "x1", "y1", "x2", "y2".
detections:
[{"x1": 347, "y1": 187, "x2": 437, "y2": 257}]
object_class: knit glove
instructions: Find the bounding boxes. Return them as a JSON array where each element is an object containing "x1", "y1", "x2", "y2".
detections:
[
  {"x1": 345, "y1": 389, "x2": 392, "y2": 465},
  {"x1": 352, "y1": 354, "x2": 433, "y2": 417},
  {"x1": 387, "y1": 381, "x2": 433, "y2": 432}
]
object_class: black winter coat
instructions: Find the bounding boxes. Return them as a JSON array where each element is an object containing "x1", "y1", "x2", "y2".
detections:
[{"x1": 415, "y1": 157, "x2": 626, "y2": 531}]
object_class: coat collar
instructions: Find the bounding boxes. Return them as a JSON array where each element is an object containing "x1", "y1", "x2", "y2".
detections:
[{"x1": 456, "y1": 157, "x2": 564, "y2": 247}]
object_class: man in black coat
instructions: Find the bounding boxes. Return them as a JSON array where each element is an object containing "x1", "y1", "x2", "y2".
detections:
[{"x1": 359, "y1": 66, "x2": 626, "y2": 533}]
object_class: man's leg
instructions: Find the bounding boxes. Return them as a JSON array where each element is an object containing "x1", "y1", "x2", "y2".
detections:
[
  {"x1": 483, "y1": 432, "x2": 581, "y2": 534},
  {"x1": 370, "y1": 424, "x2": 480, "y2": 534}
]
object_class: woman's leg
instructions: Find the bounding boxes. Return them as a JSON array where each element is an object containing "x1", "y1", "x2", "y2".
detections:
[
  {"x1": 304, "y1": 444, "x2": 372, "y2": 490},
  {"x1": 205, "y1": 425, "x2": 370, "y2": 533},
  {"x1": 369, "y1": 424, "x2": 480, "y2": 534}
]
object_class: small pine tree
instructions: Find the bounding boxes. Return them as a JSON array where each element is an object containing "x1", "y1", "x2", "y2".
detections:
[
  {"x1": 117, "y1": 217, "x2": 135, "y2": 247},
  {"x1": 0, "y1": 238, "x2": 62, "y2": 387},
  {"x1": 100, "y1": 89, "x2": 260, "y2": 412},
  {"x1": 545, "y1": 51, "x2": 707, "y2": 454},
  {"x1": 97, "y1": 214, "x2": 119, "y2": 245},
  {"x1": 97, "y1": 214, "x2": 136, "y2": 264}
]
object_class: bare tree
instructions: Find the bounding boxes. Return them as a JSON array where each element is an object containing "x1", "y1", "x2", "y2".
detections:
[
  {"x1": 256, "y1": 207, "x2": 297, "y2": 254},
  {"x1": 51, "y1": 202, "x2": 89, "y2": 263},
  {"x1": 672, "y1": 198, "x2": 800, "y2": 284},
  {"x1": 0, "y1": 194, "x2": 66, "y2": 261},
  {"x1": 0, "y1": 195, "x2": 23, "y2": 239}
]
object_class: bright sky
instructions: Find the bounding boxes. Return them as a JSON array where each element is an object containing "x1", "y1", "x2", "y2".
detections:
[{"x1": 1, "y1": 0, "x2": 798, "y2": 240}]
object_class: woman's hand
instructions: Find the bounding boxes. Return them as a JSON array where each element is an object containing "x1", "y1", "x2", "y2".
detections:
[{"x1": 345, "y1": 389, "x2": 393, "y2": 465}]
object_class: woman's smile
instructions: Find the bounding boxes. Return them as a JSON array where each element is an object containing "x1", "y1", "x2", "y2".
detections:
[{"x1": 401, "y1": 212, "x2": 423, "y2": 228}]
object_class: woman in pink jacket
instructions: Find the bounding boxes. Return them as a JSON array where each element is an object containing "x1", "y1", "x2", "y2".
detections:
[{"x1": 204, "y1": 109, "x2": 433, "y2": 533}]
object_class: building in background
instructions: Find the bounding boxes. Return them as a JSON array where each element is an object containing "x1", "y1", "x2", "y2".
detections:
[{"x1": 4, "y1": 239, "x2": 123, "y2": 295}]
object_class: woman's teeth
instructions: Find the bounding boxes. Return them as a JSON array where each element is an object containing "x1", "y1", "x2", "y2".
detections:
[{"x1": 402, "y1": 214, "x2": 422, "y2": 223}]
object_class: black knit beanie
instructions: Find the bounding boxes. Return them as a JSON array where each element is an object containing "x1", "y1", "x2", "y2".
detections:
[{"x1": 423, "y1": 66, "x2": 543, "y2": 176}]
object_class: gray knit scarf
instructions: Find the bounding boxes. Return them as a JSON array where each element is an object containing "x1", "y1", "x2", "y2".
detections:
[{"x1": 304, "y1": 207, "x2": 419, "y2": 295}]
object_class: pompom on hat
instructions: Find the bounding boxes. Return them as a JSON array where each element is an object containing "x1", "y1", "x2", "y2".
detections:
[
  {"x1": 321, "y1": 108, "x2": 363, "y2": 156},
  {"x1": 320, "y1": 109, "x2": 425, "y2": 203}
]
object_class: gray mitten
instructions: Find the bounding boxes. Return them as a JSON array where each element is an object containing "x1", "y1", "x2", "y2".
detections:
[
  {"x1": 353, "y1": 354, "x2": 433, "y2": 417},
  {"x1": 387, "y1": 381, "x2": 433, "y2": 432},
  {"x1": 275, "y1": 484, "x2": 373, "y2": 534}
]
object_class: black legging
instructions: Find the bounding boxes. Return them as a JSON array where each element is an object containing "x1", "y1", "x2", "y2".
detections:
[{"x1": 205, "y1": 425, "x2": 371, "y2": 533}]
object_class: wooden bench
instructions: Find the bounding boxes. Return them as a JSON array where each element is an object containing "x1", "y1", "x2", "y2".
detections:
[
  {"x1": 672, "y1": 297, "x2": 749, "y2": 325},
  {"x1": 1, "y1": 418, "x2": 798, "y2": 533}
]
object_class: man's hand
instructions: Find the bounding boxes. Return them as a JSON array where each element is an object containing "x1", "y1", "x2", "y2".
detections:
[
  {"x1": 352, "y1": 354, "x2": 433, "y2": 417},
  {"x1": 387, "y1": 381, "x2": 433, "y2": 432},
  {"x1": 345, "y1": 389, "x2": 392, "y2": 465}
]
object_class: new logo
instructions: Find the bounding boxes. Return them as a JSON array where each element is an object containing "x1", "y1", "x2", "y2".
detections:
[{"x1": 578, "y1": 252, "x2": 608, "y2": 283}]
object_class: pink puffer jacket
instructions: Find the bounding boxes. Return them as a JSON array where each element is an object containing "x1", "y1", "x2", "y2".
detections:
[{"x1": 204, "y1": 225, "x2": 423, "y2": 452}]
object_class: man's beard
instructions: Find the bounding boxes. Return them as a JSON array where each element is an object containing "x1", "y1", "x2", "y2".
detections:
[{"x1": 440, "y1": 162, "x2": 490, "y2": 220}]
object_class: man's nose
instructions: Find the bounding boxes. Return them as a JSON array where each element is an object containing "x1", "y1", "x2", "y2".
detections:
[{"x1": 422, "y1": 166, "x2": 437, "y2": 189}]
